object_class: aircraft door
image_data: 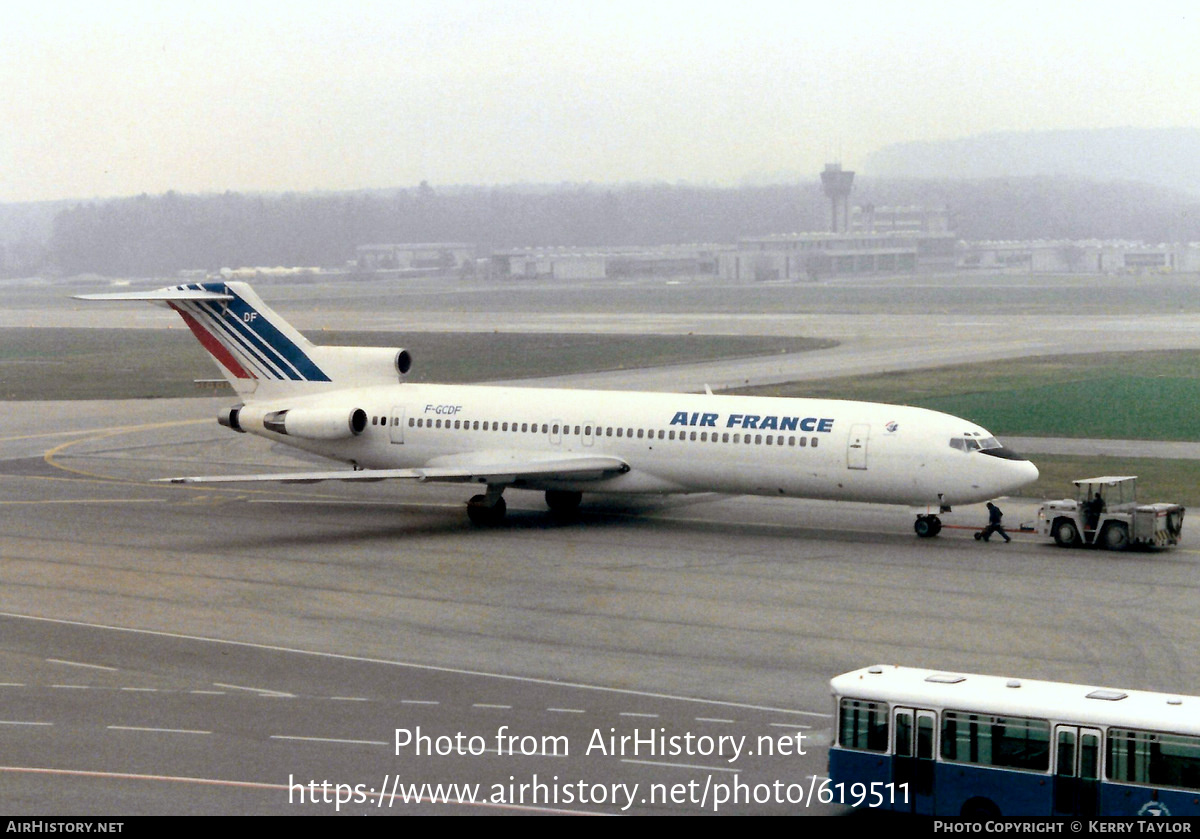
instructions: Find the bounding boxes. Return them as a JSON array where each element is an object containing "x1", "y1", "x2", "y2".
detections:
[
  {"x1": 389, "y1": 406, "x2": 406, "y2": 444},
  {"x1": 847, "y1": 423, "x2": 870, "y2": 470},
  {"x1": 1053, "y1": 725, "x2": 1101, "y2": 817},
  {"x1": 550, "y1": 419, "x2": 563, "y2": 447},
  {"x1": 582, "y1": 422, "x2": 595, "y2": 447}
]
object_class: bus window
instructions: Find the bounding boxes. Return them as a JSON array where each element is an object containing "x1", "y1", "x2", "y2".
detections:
[
  {"x1": 896, "y1": 709, "x2": 913, "y2": 757},
  {"x1": 1108, "y1": 729, "x2": 1200, "y2": 791},
  {"x1": 838, "y1": 698, "x2": 888, "y2": 752},
  {"x1": 941, "y1": 711, "x2": 1050, "y2": 771}
]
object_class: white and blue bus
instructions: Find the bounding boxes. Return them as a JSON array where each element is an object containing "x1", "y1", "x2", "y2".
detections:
[{"x1": 828, "y1": 665, "x2": 1200, "y2": 817}]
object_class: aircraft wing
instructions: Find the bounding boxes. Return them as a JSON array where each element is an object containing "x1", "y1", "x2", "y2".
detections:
[{"x1": 156, "y1": 453, "x2": 631, "y2": 486}]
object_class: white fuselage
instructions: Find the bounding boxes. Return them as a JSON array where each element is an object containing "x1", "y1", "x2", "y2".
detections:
[{"x1": 237, "y1": 382, "x2": 1038, "y2": 508}]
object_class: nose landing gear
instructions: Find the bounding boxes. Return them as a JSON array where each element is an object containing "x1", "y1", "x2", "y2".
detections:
[{"x1": 914, "y1": 514, "x2": 942, "y2": 538}]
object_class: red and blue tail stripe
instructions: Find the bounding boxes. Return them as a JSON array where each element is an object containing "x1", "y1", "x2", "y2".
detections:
[{"x1": 171, "y1": 283, "x2": 331, "y2": 383}]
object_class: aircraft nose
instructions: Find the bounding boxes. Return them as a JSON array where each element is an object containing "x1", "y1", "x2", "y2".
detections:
[
  {"x1": 1007, "y1": 458, "x2": 1039, "y2": 491},
  {"x1": 1020, "y1": 458, "x2": 1039, "y2": 483},
  {"x1": 978, "y1": 446, "x2": 1039, "y2": 492}
]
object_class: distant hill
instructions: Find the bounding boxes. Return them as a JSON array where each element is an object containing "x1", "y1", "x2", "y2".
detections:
[{"x1": 866, "y1": 128, "x2": 1200, "y2": 195}]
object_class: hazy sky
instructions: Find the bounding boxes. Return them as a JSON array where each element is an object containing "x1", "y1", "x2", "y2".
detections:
[{"x1": 3, "y1": 0, "x2": 1198, "y2": 203}]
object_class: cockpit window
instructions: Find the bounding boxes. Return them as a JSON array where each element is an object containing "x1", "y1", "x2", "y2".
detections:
[{"x1": 949, "y1": 435, "x2": 1002, "y2": 452}]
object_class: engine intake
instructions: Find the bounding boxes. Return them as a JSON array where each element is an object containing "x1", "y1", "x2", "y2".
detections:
[{"x1": 395, "y1": 349, "x2": 412, "y2": 376}]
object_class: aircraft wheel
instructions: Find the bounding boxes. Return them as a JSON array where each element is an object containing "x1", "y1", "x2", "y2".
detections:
[
  {"x1": 1053, "y1": 519, "x2": 1080, "y2": 547},
  {"x1": 467, "y1": 494, "x2": 507, "y2": 526},
  {"x1": 545, "y1": 489, "x2": 583, "y2": 515},
  {"x1": 1101, "y1": 522, "x2": 1130, "y2": 551},
  {"x1": 914, "y1": 515, "x2": 941, "y2": 538}
]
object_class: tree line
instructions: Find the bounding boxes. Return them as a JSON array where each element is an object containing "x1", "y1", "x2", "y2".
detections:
[{"x1": 10, "y1": 177, "x2": 1200, "y2": 277}]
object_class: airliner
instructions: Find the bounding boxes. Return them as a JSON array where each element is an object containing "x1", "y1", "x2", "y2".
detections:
[{"x1": 79, "y1": 282, "x2": 1038, "y2": 534}]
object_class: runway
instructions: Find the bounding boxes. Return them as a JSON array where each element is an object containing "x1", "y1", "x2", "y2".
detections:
[{"x1": 3, "y1": 274, "x2": 1200, "y2": 815}]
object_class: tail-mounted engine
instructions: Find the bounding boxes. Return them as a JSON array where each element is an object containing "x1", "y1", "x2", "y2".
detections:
[
  {"x1": 313, "y1": 346, "x2": 412, "y2": 383},
  {"x1": 262, "y1": 406, "x2": 368, "y2": 440},
  {"x1": 218, "y1": 404, "x2": 245, "y2": 433},
  {"x1": 231, "y1": 402, "x2": 369, "y2": 440}
]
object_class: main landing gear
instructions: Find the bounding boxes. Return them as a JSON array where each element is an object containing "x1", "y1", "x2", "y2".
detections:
[
  {"x1": 466, "y1": 485, "x2": 507, "y2": 526},
  {"x1": 467, "y1": 488, "x2": 585, "y2": 526},
  {"x1": 914, "y1": 514, "x2": 943, "y2": 538},
  {"x1": 545, "y1": 489, "x2": 582, "y2": 517}
]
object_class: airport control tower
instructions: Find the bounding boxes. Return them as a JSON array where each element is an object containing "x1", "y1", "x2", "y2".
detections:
[{"x1": 820, "y1": 163, "x2": 855, "y2": 233}]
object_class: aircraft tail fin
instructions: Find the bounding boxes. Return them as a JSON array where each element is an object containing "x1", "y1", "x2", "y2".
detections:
[{"x1": 77, "y1": 282, "x2": 410, "y2": 397}]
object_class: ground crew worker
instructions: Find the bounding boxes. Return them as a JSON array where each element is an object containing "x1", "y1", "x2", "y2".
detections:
[
  {"x1": 1084, "y1": 491, "x2": 1105, "y2": 530},
  {"x1": 980, "y1": 501, "x2": 1011, "y2": 543}
]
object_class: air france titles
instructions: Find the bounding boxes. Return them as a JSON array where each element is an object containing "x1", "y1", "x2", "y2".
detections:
[{"x1": 669, "y1": 411, "x2": 834, "y2": 433}]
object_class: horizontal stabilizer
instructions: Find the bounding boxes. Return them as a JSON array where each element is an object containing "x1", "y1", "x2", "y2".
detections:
[
  {"x1": 156, "y1": 455, "x2": 631, "y2": 486},
  {"x1": 74, "y1": 289, "x2": 234, "y2": 302}
]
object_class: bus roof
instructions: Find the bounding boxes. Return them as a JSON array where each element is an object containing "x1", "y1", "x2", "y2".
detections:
[{"x1": 831, "y1": 665, "x2": 1200, "y2": 735}]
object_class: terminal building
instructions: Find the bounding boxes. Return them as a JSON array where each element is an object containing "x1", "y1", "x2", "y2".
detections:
[
  {"x1": 355, "y1": 243, "x2": 477, "y2": 273},
  {"x1": 717, "y1": 230, "x2": 958, "y2": 281},
  {"x1": 717, "y1": 165, "x2": 958, "y2": 281},
  {"x1": 959, "y1": 240, "x2": 1200, "y2": 274},
  {"x1": 488, "y1": 245, "x2": 727, "y2": 281}
]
